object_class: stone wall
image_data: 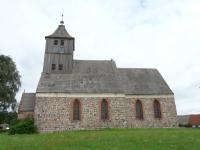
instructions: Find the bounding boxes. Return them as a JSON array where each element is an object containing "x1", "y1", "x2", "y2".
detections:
[
  {"x1": 18, "y1": 112, "x2": 34, "y2": 119},
  {"x1": 34, "y1": 94, "x2": 177, "y2": 132}
]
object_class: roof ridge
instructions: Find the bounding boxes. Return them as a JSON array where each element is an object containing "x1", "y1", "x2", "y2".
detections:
[
  {"x1": 118, "y1": 68, "x2": 157, "y2": 70},
  {"x1": 74, "y1": 59, "x2": 112, "y2": 62}
]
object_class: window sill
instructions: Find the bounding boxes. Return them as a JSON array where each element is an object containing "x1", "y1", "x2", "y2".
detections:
[{"x1": 72, "y1": 120, "x2": 81, "y2": 123}]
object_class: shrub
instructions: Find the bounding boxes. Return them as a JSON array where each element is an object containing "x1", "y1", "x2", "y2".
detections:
[
  {"x1": 179, "y1": 124, "x2": 191, "y2": 128},
  {"x1": 9, "y1": 117, "x2": 37, "y2": 134}
]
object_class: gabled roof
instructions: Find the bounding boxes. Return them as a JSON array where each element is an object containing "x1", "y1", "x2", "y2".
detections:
[
  {"x1": 37, "y1": 60, "x2": 123, "y2": 93},
  {"x1": 45, "y1": 24, "x2": 74, "y2": 39},
  {"x1": 36, "y1": 60, "x2": 173, "y2": 95},
  {"x1": 18, "y1": 93, "x2": 35, "y2": 112},
  {"x1": 118, "y1": 68, "x2": 173, "y2": 95}
]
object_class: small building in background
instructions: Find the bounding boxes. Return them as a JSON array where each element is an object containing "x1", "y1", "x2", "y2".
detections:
[
  {"x1": 178, "y1": 114, "x2": 200, "y2": 128},
  {"x1": 0, "y1": 123, "x2": 9, "y2": 131},
  {"x1": 18, "y1": 93, "x2": 35, "y2": 119},
  {"x1": 189, "y1": 115, "x2": 200, "y2": 128}
]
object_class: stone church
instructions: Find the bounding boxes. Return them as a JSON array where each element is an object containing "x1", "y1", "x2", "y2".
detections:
[{"x1": 18, "y1": 19, "x2": 177, "y2": 132}]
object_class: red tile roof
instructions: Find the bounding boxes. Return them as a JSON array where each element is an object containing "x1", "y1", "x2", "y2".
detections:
[{"x1": 189, "y1": 115, "x2": 200, "y2": 125}]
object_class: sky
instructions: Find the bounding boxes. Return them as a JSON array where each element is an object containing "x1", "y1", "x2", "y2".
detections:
[{"x1": 0, "y1": 0, "x2": 199, "y2": 115}]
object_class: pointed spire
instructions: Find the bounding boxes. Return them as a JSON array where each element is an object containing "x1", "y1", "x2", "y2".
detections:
[
  {"x1": 60, "y1": 14, "x2": 64, "y2": 25},
  {"x1": 45, "y1": 15, "x2": 74, "y2": 39}
]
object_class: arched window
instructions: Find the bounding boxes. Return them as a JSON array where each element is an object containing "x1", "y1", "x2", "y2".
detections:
[
  {"x1": 73, "y1": 99, "x2": 80, "y2": 120},
  {"x1": 101, "y1": 99, "x2": 108, "y2": 120},
  {"x1": 136, "y1": 100, "x2": 143, "y2": 119},
  {"x1": 154, "y1": 100, "x2": 161, "y2": 118}
]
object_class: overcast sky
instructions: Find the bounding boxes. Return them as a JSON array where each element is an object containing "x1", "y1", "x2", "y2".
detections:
[{"x1": 0, "y1": 0, "x2": 199, "y2": 115}]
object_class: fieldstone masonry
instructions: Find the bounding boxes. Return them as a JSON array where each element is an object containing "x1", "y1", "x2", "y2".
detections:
[{"x1": 34, "y1": 94, "x2": 177, "y2": 132}]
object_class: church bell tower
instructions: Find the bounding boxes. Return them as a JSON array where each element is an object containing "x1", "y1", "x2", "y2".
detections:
[{"x1": 43, "y1": 16, "x2": 75, "y2": 74}]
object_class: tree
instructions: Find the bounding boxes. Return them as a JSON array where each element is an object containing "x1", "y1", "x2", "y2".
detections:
[
  {"x1": 0, "y1": 111, "x2": 17, "y2": 124},
  {"x1": 0, "y1": 55, "x2": 21, "y2": 112}
]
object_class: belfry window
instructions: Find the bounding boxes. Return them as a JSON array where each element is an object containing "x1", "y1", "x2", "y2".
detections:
[
  {"x1": 60, "y1": 40, "x2": 64, "y2": 46},
  {"x1": 54, "y1": 40, "x2": 58, "y2": 45},
  {"x1": 136, "y1": 100, "x2": 143, "y2": 119},
  {"x1": 73, "y1": 99, "x2": 80, "y2": 120},
  {"x1": 51, "y1": 64, "x2": 56, "y2": 70},
  {"x1": 154, "y1": 100, "x2": 161, "y2": 118},
  {"x1": 58, "y1": 64, "x2": 63, "y2": 70},
  {"x1": 101, "y1": 99, "x2": 108, "y2": 120}
]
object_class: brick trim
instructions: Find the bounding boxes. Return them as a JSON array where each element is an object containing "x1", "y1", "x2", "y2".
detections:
[
  {"x1": 135, "y1": 99, "x2": 144, "y2": 120},
  {"x1": 153, "y1": 99, "x2": 162, "y2": 119},
  {"x1": 71, "y1": 98, "x2": 82, "y2": 122},
  {"x1": 99, "y1": 98, "x2": 110, "y2": 121}
]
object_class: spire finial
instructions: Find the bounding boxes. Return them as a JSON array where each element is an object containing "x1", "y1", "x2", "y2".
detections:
[{"x1": 60, "y1": 14, "x2": 64, "y2": 25}]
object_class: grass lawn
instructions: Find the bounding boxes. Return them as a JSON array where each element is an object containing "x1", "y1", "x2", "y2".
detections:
[{"x1": 0, "y1": 128, "x2": 200, "y2": 150}]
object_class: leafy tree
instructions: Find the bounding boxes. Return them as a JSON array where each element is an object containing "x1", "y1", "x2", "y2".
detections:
[
  {"x1": 0, "y1": 55, "x2": 21, "y2": 112},
  {"x1": 0, "y1": 111, "x2": 17, "y2": 124}
]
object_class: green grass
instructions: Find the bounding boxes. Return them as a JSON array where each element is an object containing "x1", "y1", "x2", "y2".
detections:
[{"x1": 0, "y1": 128, "x2": 200, "y2": 150}]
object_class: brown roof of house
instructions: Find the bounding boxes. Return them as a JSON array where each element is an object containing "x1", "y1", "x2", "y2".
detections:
[{"x1": 189, "y1": 115, "x2": 200, "y2": 125}]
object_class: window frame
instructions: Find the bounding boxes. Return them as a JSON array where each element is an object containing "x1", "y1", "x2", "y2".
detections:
[
  {"x1": 153, "y1": 100, "x2": 162, "y2": 119},
  {"x1": 73, "y1": 99, "x2": 81, "y2": 121},
  {"x1": 101, "y1": 99, "x2": 109, "y2": 121},
  {"x1": 58, "y1": 64, "x2": 63, "y2": 70},
  {"x1": 54, "y1": 40, "x2": 58, "y2": 45},
  {"x1": 51, "y1": 64, "x2": 56, "y2": 70},
  {"x1": 60, "y1": 40, "x2": 64, "y2": 46},
  {"x1": 135, "y1": 100, "x2": 143, "y2": 120}
]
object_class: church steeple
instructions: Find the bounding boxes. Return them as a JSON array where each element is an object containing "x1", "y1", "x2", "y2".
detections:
[
  {"x1": 42, "y1": 17, "x2": 75, "y2": 74},
  {"x1": 45, "y1": 16, "x2": 74, "y2": 39},
  {"x1": 60, "y1": 14, "x2": 64, "y2": 25}
]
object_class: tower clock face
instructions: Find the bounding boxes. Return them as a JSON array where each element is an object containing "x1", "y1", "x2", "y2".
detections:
[
  {"x1": 53, "y1": 47, "x2": 64, "y2": 53},
  {"x1": 59, "y1": 47, "x2": 64, "y2": 53}
]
